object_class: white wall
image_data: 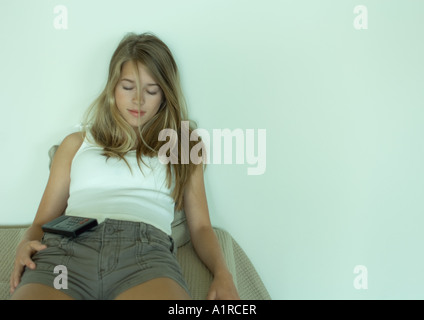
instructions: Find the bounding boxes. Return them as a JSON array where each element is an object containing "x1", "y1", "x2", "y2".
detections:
[{"x1": 1, "y1": 0, "x2": 424, "y2": 299}]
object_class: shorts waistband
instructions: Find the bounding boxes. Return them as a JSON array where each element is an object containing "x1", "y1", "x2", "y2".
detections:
[{"x1": 78, "y1": 218, "x2": 170, "y2": 242}]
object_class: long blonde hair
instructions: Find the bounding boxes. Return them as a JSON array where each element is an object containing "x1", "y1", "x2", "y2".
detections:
[{"x1": 83, "y1": 32, "x2": 202, "y2": 211}]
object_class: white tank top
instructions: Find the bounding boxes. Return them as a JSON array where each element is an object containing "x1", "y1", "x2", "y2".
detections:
[{"x1": 65, "y1": 134, "x2": 175, "y2": 235}]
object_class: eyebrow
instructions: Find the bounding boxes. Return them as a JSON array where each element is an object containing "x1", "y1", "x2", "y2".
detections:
[{"x1": 121, "y1": 78, "x2": 159, "y2": 86}]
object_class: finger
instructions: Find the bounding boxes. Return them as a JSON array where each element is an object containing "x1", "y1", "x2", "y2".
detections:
[
  {"x1": 10, "y1": 265, "x2": 23, "y2": 293},
  {"x1": 25, "y1": 241, "x2": 46, "y2": 269},
  {"x1": 10, "y1": 274, "x2": 16, "y2": 293},
  {"x1": 30, "y1": 241, "x2": 47, "y2": 252},
  {"x1": 24, "y1": 257, "x2": 36, "y2": 270},
  {"x1": 10, "y1": 277, "x2": 20, "y2": 294}
]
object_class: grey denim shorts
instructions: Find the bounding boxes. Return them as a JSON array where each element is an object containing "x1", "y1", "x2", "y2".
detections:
[{"x1": 17, "y1": 219, "x2": 190, "y2": 300}]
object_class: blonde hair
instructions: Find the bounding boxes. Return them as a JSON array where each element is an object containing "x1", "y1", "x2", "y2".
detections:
[{"x1": 83, "y1": 32, "x2": 202, "y2": 211}]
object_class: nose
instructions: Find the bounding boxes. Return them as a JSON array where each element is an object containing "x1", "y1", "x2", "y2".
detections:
[{"x1": 132, "y1": 91, "x2": 144, "y2": 106}]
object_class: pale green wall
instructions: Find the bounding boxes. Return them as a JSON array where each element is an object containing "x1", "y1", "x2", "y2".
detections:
[{"x1": 1, "y1": 0, "x2": 423, "y2": 299}]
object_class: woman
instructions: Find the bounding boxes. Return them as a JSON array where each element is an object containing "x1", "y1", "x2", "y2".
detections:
[{"x1": 10, "y1": 32, "x2": 239, "y2": 300}]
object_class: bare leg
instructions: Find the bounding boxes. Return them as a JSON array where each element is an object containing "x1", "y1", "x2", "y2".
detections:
[
  {"x1": 114, "y1": 278, "x2": 191, "y2": 300},
  {"x1": 10, "y1": 283, "x2": 74, "y2": 300}
]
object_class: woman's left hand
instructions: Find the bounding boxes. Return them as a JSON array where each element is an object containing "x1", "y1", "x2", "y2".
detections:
[{"x1": 206, "y1": 271, "x2": 240, "y2": 300}]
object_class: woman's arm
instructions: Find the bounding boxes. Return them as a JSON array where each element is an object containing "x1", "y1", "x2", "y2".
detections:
[
  {"x1": 33, "y1": 133, "x2": 83, "y2": 226},
  {"x1": 10, "y1": 132, "x2": 83, "y2": 293},
  {"x1": 184, "y1": 164, "x2": 240, "y2": 300}
]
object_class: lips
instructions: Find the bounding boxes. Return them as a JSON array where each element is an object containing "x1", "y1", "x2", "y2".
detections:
[{"x1": 128, "y1": 109, "x2": 146, "y2": 118}]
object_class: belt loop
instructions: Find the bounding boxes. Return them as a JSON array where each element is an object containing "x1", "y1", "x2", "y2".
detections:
[{"x1": 139, "y1": 221, "x2": 147, "y2": 242}]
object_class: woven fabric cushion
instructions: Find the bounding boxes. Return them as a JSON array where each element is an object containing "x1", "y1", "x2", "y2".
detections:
[
  {"x1": 0, "y1": 227, "x2": 28, "y2": 300},
  {"x1": 171, "y1": 210, "x2": 191, "y2": 247}
]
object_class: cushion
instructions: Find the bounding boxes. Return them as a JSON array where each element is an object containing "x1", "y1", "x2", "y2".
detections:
[{"x1": 171, "y1": 210, "x2": 191, "y2": 247}]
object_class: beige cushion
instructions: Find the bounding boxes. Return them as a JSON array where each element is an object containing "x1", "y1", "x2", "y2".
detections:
[{"x1": 171, "y1": 210, "x2": 191, "y2": 247}]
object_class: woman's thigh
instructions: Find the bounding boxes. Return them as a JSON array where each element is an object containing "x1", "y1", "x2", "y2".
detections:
[
  {"x1": 114, "y1": 277, "x2": 191, "y2": 300},
  {"x1": 10, "y1": 283, "x2": 74, "y2": 300}
]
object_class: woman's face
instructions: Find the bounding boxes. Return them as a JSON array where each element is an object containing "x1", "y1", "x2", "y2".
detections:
[{"x1": 115, "y1": 61, "x2": 163, "y2": 128}]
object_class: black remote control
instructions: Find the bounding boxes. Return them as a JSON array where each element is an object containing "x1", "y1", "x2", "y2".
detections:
[{"x1": 42, "y1": 215, "x2": 98, "y2": 238}]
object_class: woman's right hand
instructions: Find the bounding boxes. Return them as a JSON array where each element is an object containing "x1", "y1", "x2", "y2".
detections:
[{"x1": 9, "y1": 240, "x2": 47, "y2": 294}]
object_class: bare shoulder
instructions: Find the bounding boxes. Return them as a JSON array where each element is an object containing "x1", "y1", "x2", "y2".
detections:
[
  {"x1": 61, "y1": 131, "x2": 84, "y2": 151},
  {"x1": 33, "y1": 131, "x2": 85, "y2": 226},
  {"x1": 52, "y1": 131, "x2": 85, "y2": 165},
  {"x1": 62, "y1": 131, "x2": 85, "y2": 145}
]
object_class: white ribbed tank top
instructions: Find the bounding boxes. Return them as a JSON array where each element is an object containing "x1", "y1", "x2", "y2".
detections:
[{"x1": 65, "y1": 134, "x2": 175, "y2": 235}]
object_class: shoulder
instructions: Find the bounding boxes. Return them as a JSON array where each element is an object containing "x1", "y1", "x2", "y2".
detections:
[
  {"x1": 52, "y1": 132, "x2": 85, "y2": 164},
  {"x1": 61, "y1": 131, "x2": 85, "y2": 150},
  {"x1": 63, "y1": 131, "x2": 85, "y2": 144}
]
